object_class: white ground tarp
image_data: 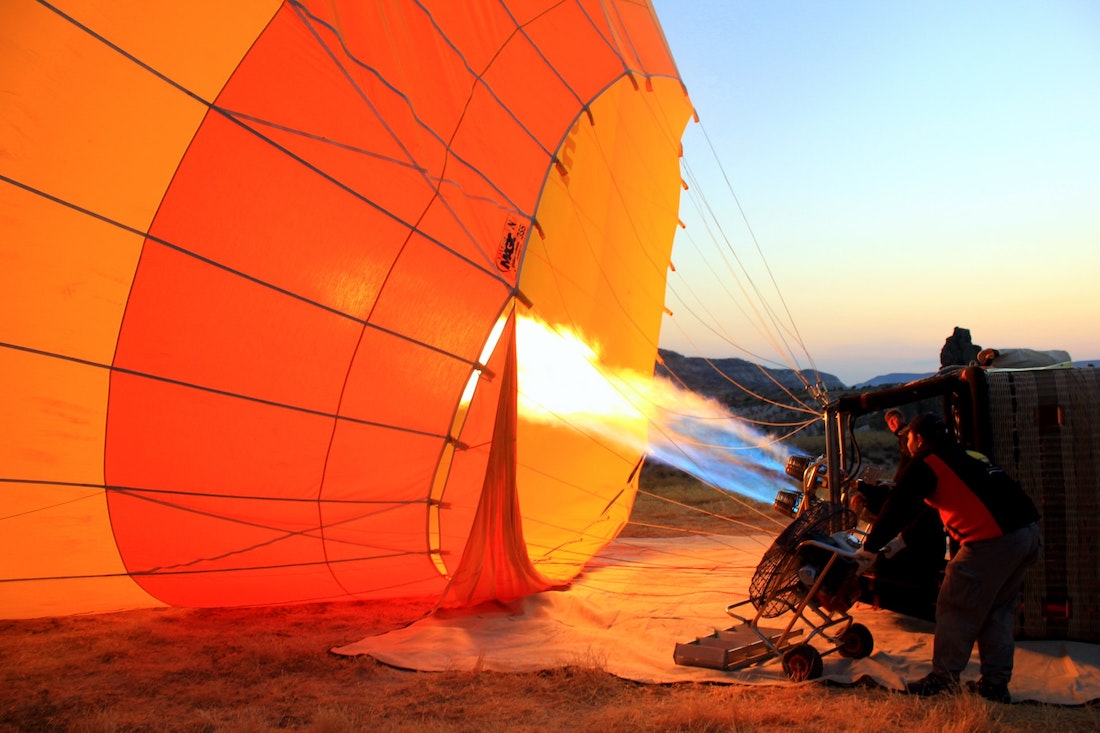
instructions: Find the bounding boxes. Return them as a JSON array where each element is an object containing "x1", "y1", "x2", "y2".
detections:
[{"x1": 333, "y1": 535, "x2": 1100, "y2": 706}]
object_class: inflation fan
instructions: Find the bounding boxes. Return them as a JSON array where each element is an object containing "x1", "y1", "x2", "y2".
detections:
[{"x1": 674, "y1": 500, "x2": 875, "y2": 681}]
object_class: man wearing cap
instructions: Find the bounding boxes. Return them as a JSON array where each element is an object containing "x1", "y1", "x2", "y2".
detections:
[
  {"x1": 860, "y1": 412, "x2": 1042, "y2": 703},
  {"x1": 884, "y1": 408, "x2": 913, "y2": 478},
  {"x1": 853, "y1": 410, "x2": 946, "y2": 621},
  {"x1": 853, "y1": 409, "x2": 912, "y2": 517}
]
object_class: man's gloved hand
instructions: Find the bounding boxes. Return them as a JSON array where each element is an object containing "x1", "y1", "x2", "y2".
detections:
[
  {"x1": 881, "y1": 534, "x2": 906, "y2": 559},
  {"x1": 853, "y1": 548, "x2": 878, "y2": 573}
]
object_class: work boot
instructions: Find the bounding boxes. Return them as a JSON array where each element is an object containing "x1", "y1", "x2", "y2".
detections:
[
  {"x1": 965, "y1": 678, "x2": 1012, "y2": 704},
  {"x1": 905, "y1": 671, "x2": 961, "y2": 696}
]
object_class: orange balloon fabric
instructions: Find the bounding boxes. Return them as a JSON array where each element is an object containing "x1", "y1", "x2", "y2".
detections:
[{"x1": 0, "y1": 0, "x2": 692, "y2": 617}]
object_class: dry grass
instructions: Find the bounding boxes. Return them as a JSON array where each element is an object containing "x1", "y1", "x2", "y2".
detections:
[{"x1": 2, "y1": 473, "x2": 1096, "y2": 732}]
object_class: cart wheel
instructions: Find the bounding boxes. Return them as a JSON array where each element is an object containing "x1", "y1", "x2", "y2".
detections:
[
  {"x1": 781, "y1": 644, "x2": 823, "y2": 681},
  {"x1": 837, "y1": 623, "x2": 874, "y2": 659}
]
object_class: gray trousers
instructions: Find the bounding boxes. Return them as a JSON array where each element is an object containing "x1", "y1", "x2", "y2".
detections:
[{"x1": 932, "y1": 522, "x2": 1042, "y2": 684}]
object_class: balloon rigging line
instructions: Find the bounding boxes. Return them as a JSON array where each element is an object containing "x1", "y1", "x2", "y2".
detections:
[
  {"x1": 584, "y1": 542, "x2": 760, "y2": 574},
  {"x1": 0, "y1": 552, "x2": 428, "y2": 585},
  {"x1": 227, "y1": 107, "x2": 533, "y2": 244},
  {"x1": 0, "y1": 485, "x2": 781, "y2": 600},
  {"x1": 591, "y1": 536, "x2": 763, "y2": 569},
  {"x1": 295, "y1": 0, "x2": 574, "y2": 541},
  {"x1": 520, "y1": 104, "x2": 682, "y2": 365},
  {"x1": 645, "y1": 102, "x2": 833, "y2": 409},
  {"x1": 517, "y1": 106, "x2": 818, "y2": 488},
  {"x1": 0, "y1": 488, "x2": 774, "y2": 589},
  {"x1": 3, "y1": 458, "x2": 789, "y2": 591},
  {"x1": 517, "y1": 385, "x2": 761, "y2": 511},
  {"x1": 525, "y1": 514, "x2": 775, "y2": 567},
  {"x1": 409, "y1": 3, "x2": 687, "y2": 361},
  {"x1": 630, "y1": 486, "x2": 782, "y2": 535},
  {"x1": 0, "y1": 339, "x2": 451, "y2": 441},
  {"x1": 225, "y1": 111, "x2": 425, "y2": 174},
  {"x1": 2, "y1": 466, "x2": 774, "y2": 588},
  {"x1": 653, "y1": 352, "x2": 819, "y2": 422},
  {"x1": 0, "y1": 477, "x2": 430, "y2": 509},
  {"x1": 676, "y1": 171, "x2": 806, "y2": 370},
  {"x1": 626, "y1": 514, "x2": 777, "y2": 541},
  {"x1": 658, "y1": 282, "x2": 822, "y2": 416},
  {"x1": 673, "y1": 202, "x2": 822, "y2": 411},
  {"x1": 3, "y1": 446, "x2": 779, "y2": 588},
  {"x1": 663, "y1": 275, "x2": 795, "y2": 372},
  {"x1": 588, "y1": 85, "x2": 828, "y2": 420},
  {"x1": 621, "y1": 521, "x2": 755, "y2": 545},
  {"x1": 293, "y1": 0, "x2": 556, "y2": 175},
  {"x1": 293, "y1": 0, "x2": 683, "y2": 278},
  {"x1": 0, "y1": 486, "x2": 104, "y2": 521},
  {"x1": 681, "y1": 162, "x2": 813, "y2": 382},
  {"x1": 35, "y1": 0, "x2": 516, "y2": 293},
  {"x1": 212, "y1": 105, "x2": 511, "y2": 289},
  {"x1": 504, "y1": 403, "x2": 784, "y2": 540},
  {"x1": 460, "y1": 443, "x2": 781, "y2": 561},
  {"x1": 581, "y1": 560, "x2": 757, "y2": 582},
  {"x1": 1, "y1": 500, "x2": 773, "y2": 597},
  {"x1": 346, "y1": 0, "x2": 550, "y2": 159},
  {"x1": 683, "y1": 351, "x2": 818, "y2": 417},
  {"x1": 644, "y1": 416, "x2": 819, "y2": 440},
  {"x1": 110, "y1": 489, "x2": 427, "y2": 563},
  {"x1": 662, "y1": 189, "x2": 822, "y2": 408},
  {"x1": 654, "y1": 253, "x2": 821, "y2": 414},
  {"x1": 697, "y1": 121, "x2": 824, "y2": 382},
  {"x1": 290, "y1": 1, "x2": 524, "y2": 279},
  {"x1": 492, "y1": 0, "x2": 590, "y2": 109},
  {"x1": 640, "y1": 388, "x2": 818, "y2": 427},
  {"x1": 1, "y1": 173, "x2": 502, "y2": 372},
  {"x1": 657, "y1": 345, "x2": 819, "y2": 417},
  {"x1": 539, "y1": 530, "x2": 765, "y2": 576},
  {"x1": 667, "y1": 119, "x2": 825, "y2": 394}
]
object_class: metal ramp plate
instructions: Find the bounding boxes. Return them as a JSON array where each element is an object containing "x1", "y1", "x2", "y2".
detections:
[{"x1": 673, "y1": 625, "x2": 803, "y2": 671}]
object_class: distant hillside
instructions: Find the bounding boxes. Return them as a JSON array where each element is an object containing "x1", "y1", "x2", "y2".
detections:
[
  {"x1": 656, "y1": 351, "x2": 1100, "y2": 402},
  {"x1": 851, "y1": 372, "x2": 934, "y2": 389},
  {"x1": 852, "y1": 359, "x2": 1098, "y2": 389},
  {"x1": 656, "y1": 350, "x2": 845, "y2": 394}
]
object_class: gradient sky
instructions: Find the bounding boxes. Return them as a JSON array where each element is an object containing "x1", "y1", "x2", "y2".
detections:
[{"x1": 650, "y1": 0, "x2": 1099, "y2": 386}]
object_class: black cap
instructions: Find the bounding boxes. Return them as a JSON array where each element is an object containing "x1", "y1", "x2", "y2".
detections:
[{"x1": 905, "y1": 412, "x2": 949, "y2": 441}]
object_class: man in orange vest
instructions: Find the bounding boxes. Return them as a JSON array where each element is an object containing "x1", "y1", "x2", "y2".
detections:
[{"x1": 860, "y1": 412, "x2": 1042, "y2": 704}]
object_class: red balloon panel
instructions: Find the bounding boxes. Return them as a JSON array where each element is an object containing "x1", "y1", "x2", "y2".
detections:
[{"x1": 114, "y1": 244, "x2": 362, "y2": 416}]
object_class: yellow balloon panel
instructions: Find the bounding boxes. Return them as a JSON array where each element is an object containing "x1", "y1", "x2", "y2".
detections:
[
  {"x1": 0, "y1": 188, "x2": 141, "y2": 365},
  {"x1": 51, "y1": 0, "x2": 282, "y2": 101},
  {"x1": 0, "y1": 481, "x2": 162, "y2": 618},
  {"x1": 0, "y1": 1, "x2": 259, "y2": 231},
  {"x1": 518, "y1": 77, "x2": 692, "y2": 581},
  {"x1": 1, "y1": 349, "x2": 109, "y2": 485},
  {"x1": 0, "y1": 350, "x2": 158, "y2": 616}
]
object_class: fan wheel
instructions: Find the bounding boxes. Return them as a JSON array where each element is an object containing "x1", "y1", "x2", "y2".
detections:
[
  {"x1": 837, "y1": 623, "x2": 874, "y2": 659},
  {"x1": 781, "y1": 644, "x2": 823, "y2": 681}
]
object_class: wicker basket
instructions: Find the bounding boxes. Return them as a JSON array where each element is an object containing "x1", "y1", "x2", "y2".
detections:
[{"x1": 985, "y1": 367, "x2": 1100, "y2": 642}]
